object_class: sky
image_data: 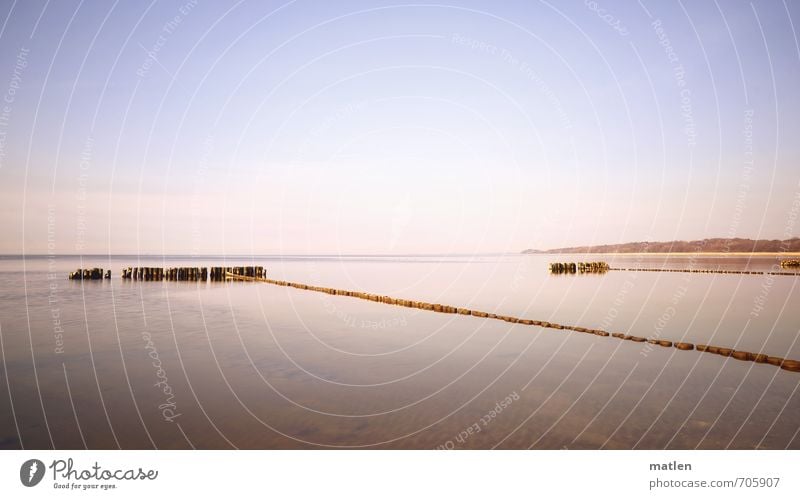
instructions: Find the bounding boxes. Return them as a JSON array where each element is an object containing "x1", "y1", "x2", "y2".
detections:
[{"x1": 0, "y1": 0, "x2": 798, "y2": 255}]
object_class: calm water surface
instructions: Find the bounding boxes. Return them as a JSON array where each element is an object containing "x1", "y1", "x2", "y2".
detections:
[{"x1": 0, "y1": 254, "x2": 798, "y2": 449}]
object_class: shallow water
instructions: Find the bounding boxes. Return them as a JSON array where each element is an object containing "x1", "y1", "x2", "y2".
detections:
[{"x1": 0, "y1": 254, "x2": 798, "y2": 449}]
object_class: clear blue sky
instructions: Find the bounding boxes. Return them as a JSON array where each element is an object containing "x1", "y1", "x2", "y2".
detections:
[{"x1": 1, "y1": 0, "x2": 798, "y2": 254}]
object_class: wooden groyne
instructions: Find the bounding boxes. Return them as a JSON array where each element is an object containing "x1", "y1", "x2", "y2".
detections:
[
  {"x1": 609, "y1": 266, "x2": 799, "y2": 276},
  {"x1": 549, "y1": 261, "x2": 609, "y2": 274},
  {"x1": 550, "y1": 261, "x2": 800, "y2": 277},
  {"x1": 228, "y1": 272, "x2": 800, "y2": 373},
  {"x1": 72, "y1": 265, "x2": 266, "y2": 282},
  {"x1": 120, "y1": 266, "x2": 265, "y2": 281},
  {"x1": 68, "y1": 268, "x2": 110, "y2": 280}
]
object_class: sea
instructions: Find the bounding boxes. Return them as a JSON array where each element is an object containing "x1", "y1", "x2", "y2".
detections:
[{"x1": 0, "y1": 253, "x2": 798, "y2": 449}]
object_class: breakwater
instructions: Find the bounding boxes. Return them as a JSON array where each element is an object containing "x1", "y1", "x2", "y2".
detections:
[
  {"x1": 71, "y1": 266, "x2": 266, "y2": 282},
  {"x1": 228, "y1": 273, "x2": 800, "y2": 374},
  {"x1": 120, "y1": 266, "x2": 265, "y2": 281},
  {"x1": 549, "y1": 261, "x2": 609, "y2": 274},
  {"x1": 609, "y1": 267, "x2": 800, "y2": 276},
  {"x1": 549, "y1": 262, "x2": 800, "y2": 277}
]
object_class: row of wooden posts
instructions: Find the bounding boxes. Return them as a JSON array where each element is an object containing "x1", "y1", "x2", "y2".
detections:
[
  {"x1": 226, "y1": 273, "x2": 800, "y2": 373},
  {"x1": 121, "y1": 266, "x2": 266, "y2": 281},
  {"x1": 122, "y1": 267, "x2": 207, "y2": 281},
  {"x1": 549, "y1": 261, "x2": 610, "y2": 274},
  {"x1": 70, "y1": 266, "x2": 266, "y2": 282},
  {"x1": 611, "y1": 267, "x2": 764, "y2": 275},
  {"x1": 609, "y1": 267, "x2": 800, "y2": 276},
  {"x1": 549, "y1": 262, "x2": 800, "y2": 277},
  {"x1": 68, "y1": 268, "x2": 110, "y2": 280}
]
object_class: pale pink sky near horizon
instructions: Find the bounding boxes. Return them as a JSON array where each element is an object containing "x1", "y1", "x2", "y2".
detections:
[{"x1": 2, "y1": 1, "x2": 799, "y2": 255}]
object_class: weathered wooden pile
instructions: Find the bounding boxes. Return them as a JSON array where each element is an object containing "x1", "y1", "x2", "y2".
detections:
[
  {"x1": 549, "y1": 261, "x2": 609, "y2": 274},
  {"x1": 229, "y1": 272, "x2": 800, "y2": 374},
  {"x1": 68, "y1": 268, "x2": 110, "y2": 280}
]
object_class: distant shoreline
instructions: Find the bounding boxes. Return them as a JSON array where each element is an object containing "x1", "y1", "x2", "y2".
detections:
[
  {"x1": 522, "y1": 237, "x2": 800, "y2": 256},
  {"x1": 527, "y1": 252, "x2": 800, "y2": 257}
]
